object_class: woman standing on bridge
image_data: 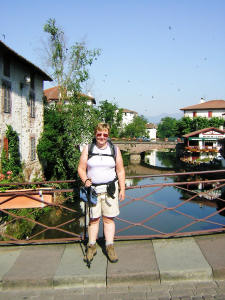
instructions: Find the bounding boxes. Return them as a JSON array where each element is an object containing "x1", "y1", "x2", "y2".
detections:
[{"x1": 78, "y1": 123, "x2": 125, "y2": 263}]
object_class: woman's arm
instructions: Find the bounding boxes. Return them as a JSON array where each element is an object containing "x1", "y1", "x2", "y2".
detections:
[
  {"x1": 78, "y1": 145, "x2": 92, "y2": 187},
  {"x1": 115, "y1": 146, "x2": 125, "y2": 201}
]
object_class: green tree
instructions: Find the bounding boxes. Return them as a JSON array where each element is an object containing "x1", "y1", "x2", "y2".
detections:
[
  {"x1": 191, "y1": 117, "x2": 209, "y2": 131},
  {"x1": 122, "y1": 115, "x2": 148, "y2": 138},
  {"x1": 98, "y1": 100, "x2": 123, "y2": 137},
  {"x1": 38, "y1": 19, "x2": 100, "y2": 180},
  {"x1": 157, "y1": 117, "x2": 178, "y2": 139},
  {"x1": 208, "y1": 117, "x2": 224, "y2": 128},
  {"x1": 177, "y1": 117, "x2": 193, "y2": 136},
  {"x1": 176, "y1": 116, "x2": 225, "y2": 137},
  {"x1": 1, "y1": 125, "x2": 22, "y2": 177},
  {"x1": 43, "y1": 18, "x2": 101, "y2": 100}
]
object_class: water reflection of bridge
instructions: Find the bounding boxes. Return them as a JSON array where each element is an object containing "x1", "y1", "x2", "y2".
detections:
[
  {"x1": 115, "y1": 141, "x2": 177, "y2": 163},
  {"x1": 125, "y1": 164, "x2": 174, "y2": 177}
]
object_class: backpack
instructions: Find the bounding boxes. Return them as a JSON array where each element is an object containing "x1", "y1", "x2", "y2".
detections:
[{"x1": 88, "y1": 138, "x2": 117, "y2": 162}]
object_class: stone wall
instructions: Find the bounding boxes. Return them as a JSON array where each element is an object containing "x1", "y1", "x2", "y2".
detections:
[{"x1": 0, "y1": 54, "x2": 44, "y2": 180}]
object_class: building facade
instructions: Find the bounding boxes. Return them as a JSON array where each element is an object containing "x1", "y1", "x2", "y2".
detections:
[
  {"x1": 0, "y1": 41, "x2": 52, "y2": 180},
  {"x1": 121, "y1": 108, "x2": 138, "y2": 127},
  {"x1": 180, "y1": 99, "x2": 225, "y2": 119},
  {"x1": 44, "y1": 86, "x2": 96, "y2": 106},
  {"x1": 146, "y1": 123, "x2": 157, "y2": 140},
  {"x1": 183, "y1": 127, "x2": 225, "y2": 152}
]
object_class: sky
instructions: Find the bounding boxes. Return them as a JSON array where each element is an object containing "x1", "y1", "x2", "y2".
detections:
[{"x1": 1, "y1": 0, "x2": 225, "y2": 120}]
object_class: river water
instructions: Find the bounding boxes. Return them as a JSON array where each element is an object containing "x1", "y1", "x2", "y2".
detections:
[{"x1": 29, "y1": 150, "x2": 225, "y2": 240}]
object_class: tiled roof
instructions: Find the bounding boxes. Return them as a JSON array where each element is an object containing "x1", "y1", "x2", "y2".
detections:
[
  {"x1": 146, "y1": 123, "x2": 157, "y2": 129},
  {"x1": 122, "y1": 108, "x2": 138, "y2": 114},
  {"x1": 0, "y1": 41, "x2": 52, "y2": 81},
  {"x1": 183, "y1": 127, "x2": 225, "y2": 138},
  {"x1": 180, "y1": 100, "x2": 225, "y2": 111},
  {"x1": 44, "y1": 86, "x2": 96, "y2": 104}
]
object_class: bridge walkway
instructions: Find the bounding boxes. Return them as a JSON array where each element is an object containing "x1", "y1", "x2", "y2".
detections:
[{"x1": 1, "y1": 233, "x2": 225, "y2": 299}]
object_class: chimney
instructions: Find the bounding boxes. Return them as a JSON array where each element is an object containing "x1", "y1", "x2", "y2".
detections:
[{"x1": 200, "y1": 97, "x2": 205, "y2": 104}]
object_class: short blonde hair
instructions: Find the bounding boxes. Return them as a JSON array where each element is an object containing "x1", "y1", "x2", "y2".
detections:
[{"x1": 94, "y1": 123, "x2": 110, "y2": 134}]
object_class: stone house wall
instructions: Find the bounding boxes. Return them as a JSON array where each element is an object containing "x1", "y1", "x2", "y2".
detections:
[{"x1": 0, "y1": 43, "x2": 51, "y2": 180}]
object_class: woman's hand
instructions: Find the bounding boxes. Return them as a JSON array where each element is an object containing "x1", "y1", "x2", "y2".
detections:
[
  {"x1": 84, "y1": 178, "x2": 92, "y2": 187},
  {"x1": 119, "y1": 189, "x2": 125, "y2": 202}
]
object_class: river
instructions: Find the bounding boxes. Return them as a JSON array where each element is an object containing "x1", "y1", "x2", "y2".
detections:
[{"x1": 5, "y1": 150, "x2": 224, "y2": 241}]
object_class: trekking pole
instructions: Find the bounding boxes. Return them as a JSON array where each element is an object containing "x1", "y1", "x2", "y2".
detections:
[{"x1": 86, "y1": 187, "x2": 91, "y2": 268}]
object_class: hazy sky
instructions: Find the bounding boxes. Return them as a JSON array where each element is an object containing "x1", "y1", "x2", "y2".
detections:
[{"x1": 1, "y1": 0, "x2": 225, "y2": 119}]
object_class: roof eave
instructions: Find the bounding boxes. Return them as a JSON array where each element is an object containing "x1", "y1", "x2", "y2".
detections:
[{"x1": 0, "y1": 41, "x2": 52, "y2": 81}]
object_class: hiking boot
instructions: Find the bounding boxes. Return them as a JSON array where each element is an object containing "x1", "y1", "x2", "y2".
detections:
[
  {"x1": 84, "y1": 244, "x2": 97, "y2": 262},
  {"x1": 106, "y1": 244, "x2": 118, "y2": 263}
]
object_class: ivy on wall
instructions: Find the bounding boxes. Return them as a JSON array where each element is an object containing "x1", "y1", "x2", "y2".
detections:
[{"x1": 1, "y1": 125, "x2": 23, "y2": 178}]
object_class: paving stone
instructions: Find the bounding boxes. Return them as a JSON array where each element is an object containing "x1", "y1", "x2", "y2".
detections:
[
  {"x1": 153, "y1": 237, "x2": 212, "y2": 282},
  {"x1": 195, "y1": 234, "x2": 225, "y2": 280},
  {"x1": 214, "y1": 296, "x2": 225, "y2": 300},
  {"x1": 0, "y1": 246, "x2": 22, "y2": 290},
  {"x1": 54, "y1": 243, "x2": 107, "y2": 288},
  {"x1": 194, "y1": 287, "x2": 217, "y2": 296},
  {"x1": 147, "y1": 290, "x2": 171, "y2": 298},
  {"x1": 170, "y1": 287, "x2": 195, "y2": 297},
  {"x1": 128, "y1": 285, "x2": 152, "y2": 292},
  {"x1": 99, "y1": 292, "x2": 130, "y2": 300},
  {"x1": 126, "y1": 291, "x2": 147, "y2": 300},
  {"x1": 2, "y1": 244, "x2": 65, "y2": 289},
  {"x1": 107, "y1": 241, "x2": 159, "y2": 287},
  {"x1": 107, "y1": 286, "x2": 129, "y2": 293}
]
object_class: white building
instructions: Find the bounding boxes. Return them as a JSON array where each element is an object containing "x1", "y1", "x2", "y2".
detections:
[
  {"x1": 44, "y1": 86, "x2": 96, "y2": 106},
  {"x1": 121, "y1": 108, "x2": 138, "y2": 127},
  {"x1": 180, "y1": 99, "x2": 225, "y2": 119},
  {"x1": 0, "y1": 41, "x2": 52, "y2": 179},
  {"x1": 146, "y1": 123, "x2": 157, "y2": 140},
  {"x1": 183, "y1": 127, "x2": 225, "y2": 151}
]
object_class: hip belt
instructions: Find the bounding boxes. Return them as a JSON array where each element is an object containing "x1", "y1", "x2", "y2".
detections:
[{"x1": 92, "y1": 177, "x2": 118, "y2": 199}]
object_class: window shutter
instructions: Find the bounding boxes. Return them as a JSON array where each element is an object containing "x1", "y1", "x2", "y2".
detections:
[{"x1": 3, "y1": 137, "x2": 8, "y2": 158}]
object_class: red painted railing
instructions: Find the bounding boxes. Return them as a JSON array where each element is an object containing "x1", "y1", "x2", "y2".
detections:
[{"x1": 0, "y1": 169, "x2": 225, "y2": 245}]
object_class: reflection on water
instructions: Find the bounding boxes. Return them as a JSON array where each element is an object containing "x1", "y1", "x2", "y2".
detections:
[
  {"x1": 30, "y1": 151, "x2": 225, "y2": 239},
  {"x1": 118, "y1": 175, "x2": 225, "y2": 237},
  {"x1": 144, "y1": 150, "x2": 178, "y2": 169}
]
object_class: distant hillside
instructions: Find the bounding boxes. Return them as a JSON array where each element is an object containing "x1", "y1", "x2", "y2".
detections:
[{"x1": 146, "y1": 112, "x2": 183, "y2": 124}]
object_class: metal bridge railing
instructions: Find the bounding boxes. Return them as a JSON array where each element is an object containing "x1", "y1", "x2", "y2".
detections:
[{"x1": 0, "y1": 169, "x2": 225, "y2": 245}]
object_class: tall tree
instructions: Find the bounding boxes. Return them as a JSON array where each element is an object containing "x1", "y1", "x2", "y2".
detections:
[
  {"x1": 98, "y1": 100, "x2": 123, "y2": 137},
  {"x1": 38, "y1": 19, "x2": 100, "y2": 180},
  {"x1": 43, "y1": 18, "x2": 101, "y2": 102},
  {"x1": 157, "y1": 117, "x2": 178, "y2": 139},
  {"x1": 122, "y1": 115, "x2": 148, "y2": 138}
]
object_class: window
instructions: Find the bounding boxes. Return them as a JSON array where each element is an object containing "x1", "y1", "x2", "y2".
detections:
[
  {"x1": 30, "y1": 91, "x2": 35, "y2": 118},
  {"x1": 3, "y1": 55, "x2": 10, "y2": 77},
  {"x1": 3, "y1": 137, "x2": 8, "y2": 158},
  {"x1": 30, "y1": 73, "x2": 35, "y2": 90},
  {"x1": 30, "y1": 137, "x2": 36, "y2": 161},
  {"x1": 208, "y1": 111, "x2": 212, "y2": 118},
  {"x1": 193, "y1": 111, "x2": 197, "y2": 118},
  {"x1": 2, "y1": 81, "x2": 11, "y2": 113}
]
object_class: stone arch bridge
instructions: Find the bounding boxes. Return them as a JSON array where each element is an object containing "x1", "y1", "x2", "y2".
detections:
[{"x1": 114, "y1": 141, "x2": 177, "y2": 163}]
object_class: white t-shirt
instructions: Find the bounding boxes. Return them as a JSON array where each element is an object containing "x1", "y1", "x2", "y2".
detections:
[{"x1": 87, "y1": 143, "x2": 116, "y2": 193}]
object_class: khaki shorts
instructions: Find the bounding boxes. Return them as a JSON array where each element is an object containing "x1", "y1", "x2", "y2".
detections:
[{"x1": 89, "y1": 182, "x2": 120, "y2": 219}]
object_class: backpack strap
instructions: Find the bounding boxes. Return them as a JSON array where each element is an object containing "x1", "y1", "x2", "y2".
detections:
[{"x1": 88, "y1": 138, "x2": 117, "y2": 162}]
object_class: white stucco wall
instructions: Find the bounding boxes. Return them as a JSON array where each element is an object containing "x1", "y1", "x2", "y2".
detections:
[
  {"x1": 122, "y1": 112, "x2": 137, "y2": 126},
  {"x1": 146, "y1": 128, "x2": 157, "y2": 140},
  {"x1": 184, "y1": 109, "x2": 225, "y2": 118},
  {"x1": 0, "y1": 54, "x2": 44, "y2": 180}
]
